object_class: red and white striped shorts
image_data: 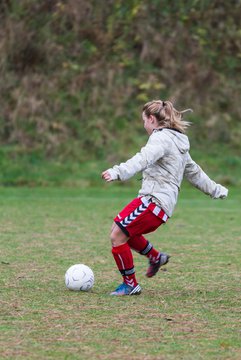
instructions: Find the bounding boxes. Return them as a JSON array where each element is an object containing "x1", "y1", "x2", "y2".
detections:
[{"x1": 114, "y1": 196, "x2": 168, "y2": 237}]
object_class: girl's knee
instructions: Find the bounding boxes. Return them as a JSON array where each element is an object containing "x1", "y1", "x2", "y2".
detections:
[
  {"x1": 110, "y1": 231, "x2": 122, "y2": 247},
  {"x1": 110, "y1": 224, "x2": 128, "y2": 247},
  {"x1": 110, "y1": 235, "x2": 118, "y2": 247}
]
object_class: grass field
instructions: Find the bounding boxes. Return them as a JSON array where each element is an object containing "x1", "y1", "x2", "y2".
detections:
[{"x1": 0, "y1": 185, "x2": 240, "y2": 360}]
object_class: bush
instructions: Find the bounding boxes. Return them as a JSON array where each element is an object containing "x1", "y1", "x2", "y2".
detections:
[{"x1": 0, "y1": 0, "x2": 240, "y2": 164}]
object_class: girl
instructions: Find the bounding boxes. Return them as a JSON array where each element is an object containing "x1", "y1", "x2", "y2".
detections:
[{"x1": 102, "y1": 100, "x2": 228, "y2": 296}]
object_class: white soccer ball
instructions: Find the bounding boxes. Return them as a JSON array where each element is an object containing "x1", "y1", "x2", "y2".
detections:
[{"x1": 65, "y1": 264, "x2": 94, "y2": 291}]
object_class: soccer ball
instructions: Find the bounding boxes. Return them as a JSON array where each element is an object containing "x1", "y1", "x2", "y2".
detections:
[{"x1": 65, "y1": 264, "x2": 94, "y2": 291}]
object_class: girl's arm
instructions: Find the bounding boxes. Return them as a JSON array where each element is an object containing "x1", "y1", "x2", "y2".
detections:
[
  {"x1": 184, "y1": 154, "x2": 228, "y2": 198},
  {"x1": 102, "y1": 133, "x2": 166, "y2": 182}
]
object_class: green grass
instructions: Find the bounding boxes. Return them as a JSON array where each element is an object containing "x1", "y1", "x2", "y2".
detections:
[
  {"x1": 0, "y1": 185, "x2": 240, "y2": 360},
  {"x1": 0, "y1": 142, "x2": 240, "y2": 187}
]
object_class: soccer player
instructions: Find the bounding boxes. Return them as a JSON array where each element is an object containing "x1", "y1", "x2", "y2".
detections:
[{"x1": 102, "y1": 100, "x2": 228, "y2": 296}]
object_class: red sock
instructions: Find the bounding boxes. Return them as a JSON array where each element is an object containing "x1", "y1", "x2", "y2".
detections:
[
  {"x1": 128, "y1": 235, "x2": 160, "y2": 264},
  {"x1": 112, "y1": 243, "x2": 138, "y2": 287}
]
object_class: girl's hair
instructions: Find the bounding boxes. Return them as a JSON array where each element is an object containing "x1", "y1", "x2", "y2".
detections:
[{"x1": 142, "y1": 100, "x2": 192, "y2": 133}]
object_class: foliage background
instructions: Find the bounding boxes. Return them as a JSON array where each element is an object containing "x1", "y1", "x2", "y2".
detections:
[{"x1": 0, "y1": 0, "x2": 240, "y2": 185}]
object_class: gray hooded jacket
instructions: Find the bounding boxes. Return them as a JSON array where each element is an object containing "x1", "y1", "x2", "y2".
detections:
[{"x1": 107, "y1": 128, "x2": 228, "y2": 217}]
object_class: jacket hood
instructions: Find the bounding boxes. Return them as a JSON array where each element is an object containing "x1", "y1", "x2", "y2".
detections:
[{"x1": 163, "y1": 128, "x2": 190, "y2": 154}]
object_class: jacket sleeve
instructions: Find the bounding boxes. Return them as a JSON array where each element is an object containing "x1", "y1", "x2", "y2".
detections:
[
  {"x1": 107, "y1": 133, "x2": 166, "y2": 181},
  {"x1": 184, "y1": 154, "x2": 228, "y2": 199}
]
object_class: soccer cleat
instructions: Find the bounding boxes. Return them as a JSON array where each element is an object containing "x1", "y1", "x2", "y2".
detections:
[
  {"x1": 110, "y1": 282, "x2": 142, "y2": 296},
  {"x1": 146, "y1": 252, "x2": 170, "y2": 278}
]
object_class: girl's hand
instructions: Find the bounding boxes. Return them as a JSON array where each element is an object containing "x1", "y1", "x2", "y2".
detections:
[{"x1": 101, "y1": 170, "x2": 113, "y2": 182}]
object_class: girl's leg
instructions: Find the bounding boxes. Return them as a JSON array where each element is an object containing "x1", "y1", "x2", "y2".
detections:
[
  {"x1": 128, "y1": 235, "x2": 161, "y2": 263},
  {"x1": 110, "y1": 196, "x2": 169, "y2": 293},
  {"x1": 128, "y1": 235, "x2": 170, "y2": 277},
  {"x1": 110, "y1": 223, "x2": 139, "y2": 289}
]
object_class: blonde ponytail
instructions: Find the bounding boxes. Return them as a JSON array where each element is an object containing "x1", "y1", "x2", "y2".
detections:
[{"x1": 143, "y1": 100, "x2": 192, "y2": 133}]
